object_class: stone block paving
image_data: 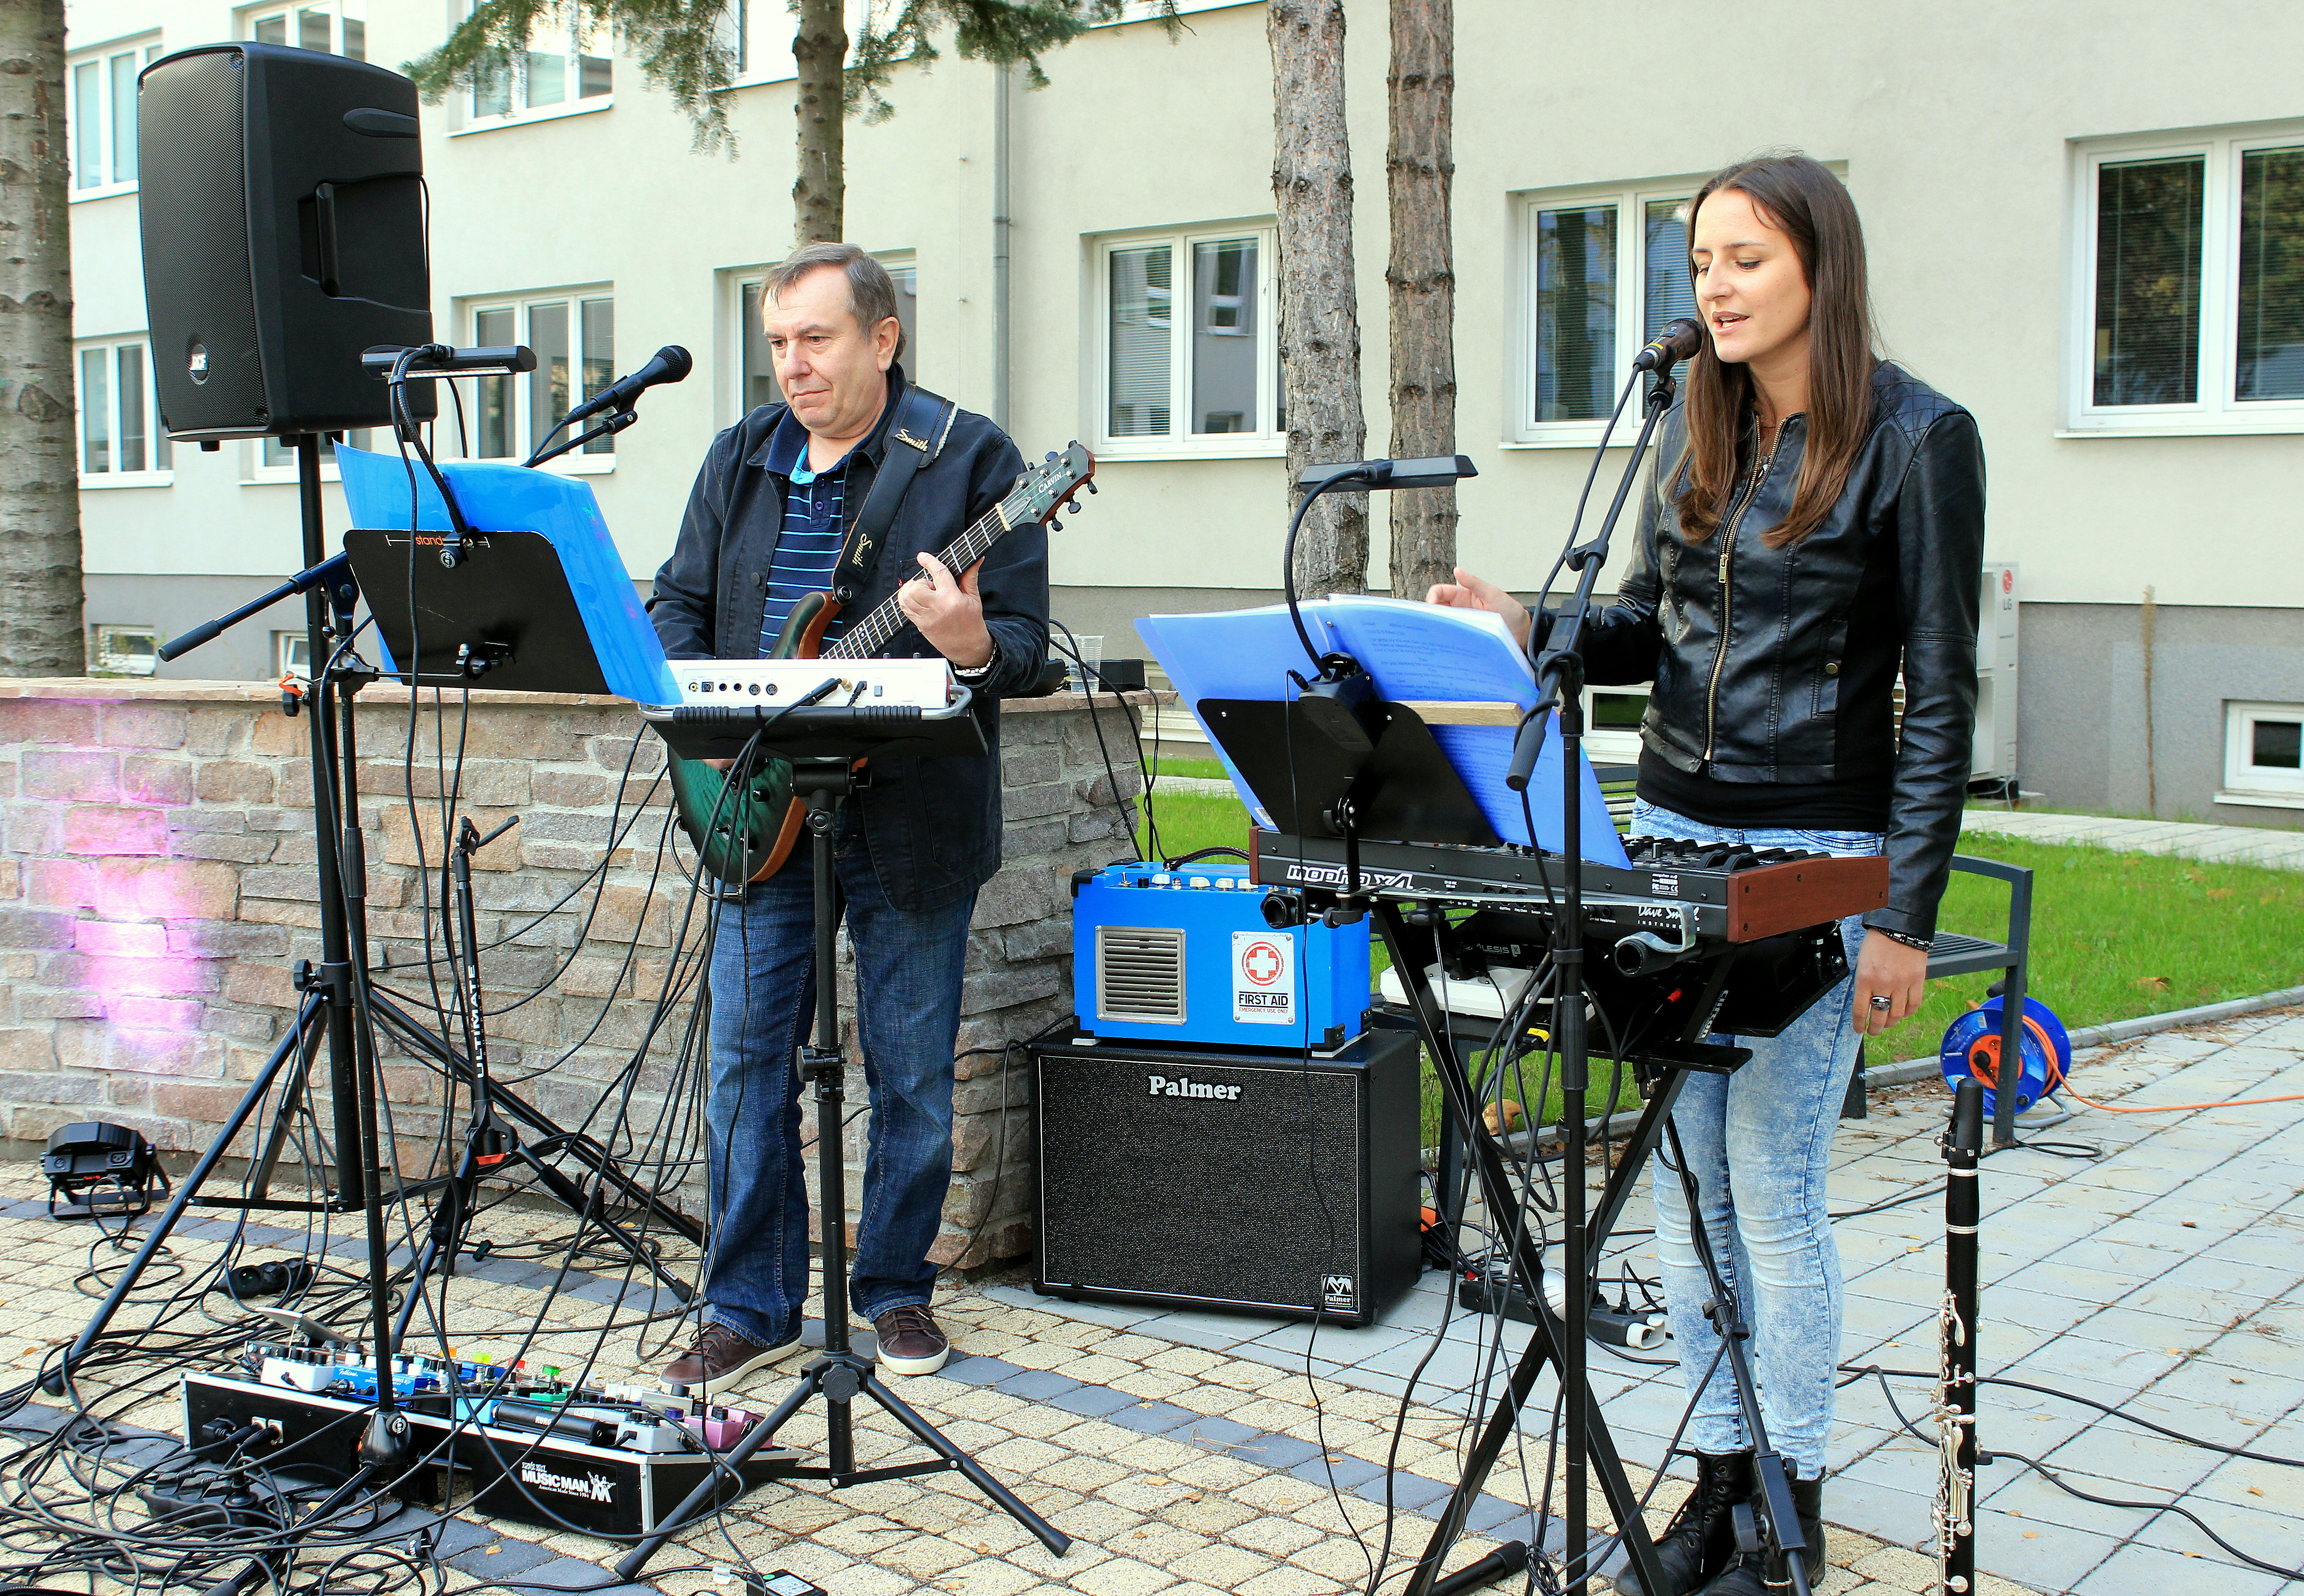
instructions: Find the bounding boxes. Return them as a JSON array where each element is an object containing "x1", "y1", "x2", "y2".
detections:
[
  {"x1": 1960, "y1": 808, "x2": 2304, "y2": 870},
  {"x1": 0, "y1": 1011, "x2": 2297, "y2": 1593}
]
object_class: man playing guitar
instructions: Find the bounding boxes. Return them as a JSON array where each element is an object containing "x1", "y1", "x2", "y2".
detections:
[{"x1": 650, "y1": 242, "x2": 1049, "y2": 1388}]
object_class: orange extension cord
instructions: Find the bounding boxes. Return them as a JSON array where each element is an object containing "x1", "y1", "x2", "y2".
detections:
[{"x1": 1960, "y1": 1020, "x2": 2304, "y2": 1115}]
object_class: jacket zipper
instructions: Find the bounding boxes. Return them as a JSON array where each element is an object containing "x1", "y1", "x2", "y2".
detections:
[{"x1": 1699, "y1": 442, "x2": 1777, "y2": 763}]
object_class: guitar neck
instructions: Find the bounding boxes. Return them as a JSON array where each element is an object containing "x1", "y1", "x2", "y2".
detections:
[{"x1": 825, "y1": 503, "x2": 1014, "y2": 661}]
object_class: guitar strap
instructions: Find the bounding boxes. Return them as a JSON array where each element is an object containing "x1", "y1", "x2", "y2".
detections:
[{"x1": 830, "y1": 381, "x2": 958, "y2": 607}]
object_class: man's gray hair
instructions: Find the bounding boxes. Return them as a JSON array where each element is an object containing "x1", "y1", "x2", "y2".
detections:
[{"x1": 763, "y1": 242, "x2": 904, "y2": 361}]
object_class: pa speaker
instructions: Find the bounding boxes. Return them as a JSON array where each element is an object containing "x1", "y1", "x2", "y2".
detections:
[
  {"x1": 1032, "y1": 1028, "x2": 1420, "y2": 1326},
  {"x1": 137, "y1": 42, "x2": 433, "y2": 440}
]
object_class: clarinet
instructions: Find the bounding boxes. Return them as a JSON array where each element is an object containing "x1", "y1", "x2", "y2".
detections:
[{"x1": 1935, "y1": 1078, "x2": 1984, "y2": 1593}]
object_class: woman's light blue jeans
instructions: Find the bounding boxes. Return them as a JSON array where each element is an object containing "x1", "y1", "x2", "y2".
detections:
[{"x1": 1633, "y1": 800, "x2": 1879, "y2": 1479}]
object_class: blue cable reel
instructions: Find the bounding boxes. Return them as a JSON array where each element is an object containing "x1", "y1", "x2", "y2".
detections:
[{"x1": 1939, "y1": 994, "x2": 2072, "y2": 1118}]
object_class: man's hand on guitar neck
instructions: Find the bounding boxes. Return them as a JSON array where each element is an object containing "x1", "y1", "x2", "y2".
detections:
[{"x1": 897, "y1": 552, "x2": 995, "y2": 672}]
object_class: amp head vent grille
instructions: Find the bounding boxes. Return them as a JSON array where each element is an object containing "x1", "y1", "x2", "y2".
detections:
[{"x1": 1096, "y1": 925, "x2": 1186, "y2": 1023}]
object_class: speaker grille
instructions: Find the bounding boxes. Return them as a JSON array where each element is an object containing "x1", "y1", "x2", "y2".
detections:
[
  {"x1": 1096, "y1": 926, "x2": 1185, "y2": 1023},
  {"x1": 139, "y1": 50, "x2": 267, "y2": 435},
  {"x1": 1037, "y1": 1049, "x2": 1364, "y2": 1313}
]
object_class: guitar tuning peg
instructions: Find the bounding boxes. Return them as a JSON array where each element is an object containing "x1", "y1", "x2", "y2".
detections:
[
  {"x1": 1066, "y1": 499, "x2": 1082, "y2": 514},
  {"x1": 1049, "y1": 519, "x2": 1063, "y2": 532},
  {"x1": 1045, "y1": 450, "x2": 1058, "y2": 463},
  {"x1": 1086, "y1": 482, "x2": 1098, "y2": 494}
]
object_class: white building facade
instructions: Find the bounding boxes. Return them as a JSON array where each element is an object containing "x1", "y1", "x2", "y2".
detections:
[{"x1": 60, "y1": 0, "x2": 2304, "y2": 824}]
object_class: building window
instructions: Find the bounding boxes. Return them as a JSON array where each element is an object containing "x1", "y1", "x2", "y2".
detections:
[
  {"x1": 734, "y1": 254, "x2": 917, "y2": 417},
  {"x1": 91, "y1": 624, "x2": 163, "y2": 677},
  {"x1": 275, "y1": 630, "x2": 312, "y2": 680},
  {"x1": 243, "y1": 0, "x2": 364, "y2": 57},
  {"x1": 77, "y1": 338, "x2": 172, "y2": 481},
  {"x1": 468, "y1": 9, "x2": 611, "y2": 123},
  {"x1": 2220, "y1": 701, "x2": 2304, "y2": 808},
  {"x1": 1094, "y1": 225, "x2": 1279, "y2": 457},
  {"x1": 2073, "y1": 125, "x2": 2304, "y2": 434},
  {"x1": 1511, "y1": 180, "x2": 1706, "y2": 443},
  {"x1": 256, "y1": 430, "x2": 376, "y2": 481},
  {"x1": 68, "y1": 38, "x2": 162, "y2": 199},
  {"x1": 467, "y1": 292, "x2": 616, "y2": 466}
]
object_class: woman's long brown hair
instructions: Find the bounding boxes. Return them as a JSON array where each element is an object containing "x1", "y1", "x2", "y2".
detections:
[{"x1": 1674, "y1": 153, "x2": 1879, "y2": 549}]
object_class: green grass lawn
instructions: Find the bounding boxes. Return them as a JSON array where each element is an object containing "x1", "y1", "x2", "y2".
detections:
[
  {"x1": 1145, "y1": 753, "x2": 1233, "y2": 783},
  {"x1": 1134, "y1": 786, "x2": 2304, "y2": 1112}
]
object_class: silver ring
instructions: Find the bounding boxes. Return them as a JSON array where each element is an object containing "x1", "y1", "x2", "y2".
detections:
[{"x1": 1869, "y1": 995, "x2": 1892, "y2": 1010}]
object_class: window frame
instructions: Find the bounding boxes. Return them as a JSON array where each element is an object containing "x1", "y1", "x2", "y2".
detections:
[
  {"x1": 454, "y1": 7, "x2": 612, "y2": 133},
  {"x1": 2067, "y1": 122, "x2": 2304, "y2": 437},
  {"x1": 722, "y1": 251, "x2": 918, "y2": 426},
  {"x1": 458, "y1": 287, "x2": 619, "y2": 475},
  {"x1": 74, "y1": 335, "x2": 173, "y2": 486},
  {"x1": 1089, "y1": 221, "x2": 1281, "y2": 462},
  {"x1": 66, "y1": 36, "x2": 162, "y2": 201},
  {"x1": 2219, "y1": 700, "x2": 2304, "y2": 809},
  {"x1": 90, "y1": 624, "x2": 163, "y2": 677},
  {"x1": 238, "y1": 0, "x2": 364, "y2": 58},
  {"x1": 245, "y1": 429, "x2": 379, "y2": 487},
  {"x1": 1506, "y1": 176, "x2": 1706, "y2": 448}
]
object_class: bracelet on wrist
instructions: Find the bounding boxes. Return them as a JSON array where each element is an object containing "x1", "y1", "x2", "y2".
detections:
[{"x1": 1874, "y1": 927, "x2": 1932, "y2": 952}]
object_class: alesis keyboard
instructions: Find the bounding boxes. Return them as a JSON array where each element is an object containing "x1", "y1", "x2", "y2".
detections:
[{"x1": 1249, "y1": 829, "x2": 1888, "y2": 945}]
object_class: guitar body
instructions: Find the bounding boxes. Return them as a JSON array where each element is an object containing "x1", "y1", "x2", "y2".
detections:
[{"x1": 665, "y1": 592, "x2": 839, "y2": 888}]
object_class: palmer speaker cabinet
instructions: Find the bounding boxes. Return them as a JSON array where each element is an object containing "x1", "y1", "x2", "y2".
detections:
[{"x1": 1031, "y1": 1028, "x2": 1421, "y2": 1326}]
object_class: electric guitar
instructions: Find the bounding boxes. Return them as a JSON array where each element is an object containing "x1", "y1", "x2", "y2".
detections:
[{"x1": 665, "y1": 443, "x2": 1097, "y2": 887}]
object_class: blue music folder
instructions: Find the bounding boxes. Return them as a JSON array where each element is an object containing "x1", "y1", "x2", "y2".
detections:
[
  {"x1": 1139, "y1": 597, "x2": 1630, "y2": 867},
  {"x1": 336, "y1": 446, "x2": 676, "y2": 705}
]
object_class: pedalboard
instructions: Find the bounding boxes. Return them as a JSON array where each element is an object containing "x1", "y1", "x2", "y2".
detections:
[{"x1": 181, "y1": 1337, "x2": 803, "y2": 1535}]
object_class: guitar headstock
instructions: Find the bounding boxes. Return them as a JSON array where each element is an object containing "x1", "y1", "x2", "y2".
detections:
[{"x1": 1003, "y1": 442, "x2": 1097, "y2": 531}]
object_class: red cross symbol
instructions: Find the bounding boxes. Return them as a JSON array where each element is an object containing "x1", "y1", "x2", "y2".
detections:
[{"x1": 1243, "y1": 941, "x2": 1284, "y2": 986}]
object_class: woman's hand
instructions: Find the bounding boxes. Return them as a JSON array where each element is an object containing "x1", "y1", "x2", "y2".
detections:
[
  {"x1": 1426, "y1": 567, "x2": 1532, "y2": 649},
  {"x1": 1852, "y1": 932, "x2": 1928, "y2": 1036}
]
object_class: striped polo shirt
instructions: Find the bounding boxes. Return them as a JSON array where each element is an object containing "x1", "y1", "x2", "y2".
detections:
[{"x1": 757, "y1": 407, "x2": 855, "y2": 656}]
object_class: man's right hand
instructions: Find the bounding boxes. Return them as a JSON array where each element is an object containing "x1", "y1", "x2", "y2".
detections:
[{"x1": 1427, "y1": 567, "x2": 1533, "y2": 650}]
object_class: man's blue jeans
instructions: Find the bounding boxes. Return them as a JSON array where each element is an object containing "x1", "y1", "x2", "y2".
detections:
[
  {"x1": 1633, "y1": 801, "x2": 1879, "y2": 1479},
  {"x1": 702, "y1": 810, "x2": 975, "y2": 1348}
]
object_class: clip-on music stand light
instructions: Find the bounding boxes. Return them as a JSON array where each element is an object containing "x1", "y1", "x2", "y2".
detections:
[{"x1": 615, "y1": 694, "x2": 1072, "y2": 1580}]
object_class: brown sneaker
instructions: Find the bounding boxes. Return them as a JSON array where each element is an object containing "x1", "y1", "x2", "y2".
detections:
[
  {"x1": 659, "y1": 1322, "x2": 799, "y2": 1397},
  {"x1": 871, "y1": 1305, "x2": 950, "y2": 1376}
]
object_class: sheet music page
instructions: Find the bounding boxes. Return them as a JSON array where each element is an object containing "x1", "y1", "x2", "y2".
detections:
[
  {"x1": 1320, "y1": 593, "x2": 1629, "y2": 865},
  {"x1": 1316, "y1": 593, "x2": 1537, "y2": 707},
  {"x1": 1136, "y1": 604, "x2": 1336, "y2": 825}
]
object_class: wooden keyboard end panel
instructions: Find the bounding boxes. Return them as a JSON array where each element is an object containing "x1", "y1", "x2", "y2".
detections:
[{"x1": 1727, "y1": 855, "x2": 1891, "y2": 942}]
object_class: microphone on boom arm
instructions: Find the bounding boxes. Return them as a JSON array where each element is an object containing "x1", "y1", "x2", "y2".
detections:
[
  {"x1": 565, "y1": 344, "x2": 693, "y2": 425},
  {"x1": 1631, "y1": 317, "x2": 1704, "y2": 373}
]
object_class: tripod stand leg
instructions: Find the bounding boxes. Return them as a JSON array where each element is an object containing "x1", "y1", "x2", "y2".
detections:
[
  {"x1": 861, "y1": 1372, "x2": 1071, "y2": 1553},
  {"x1": 365, "y1": 991, "x2": 708, "y2": 1250},
  {"x1": 510, "y1": 1143, "x2": 694, "y2": 1303},
  {"x1": 50, "y1": 992, "x2": 327, "y2": 1391},
  {"x1": 245, "y1": 1010, "x2": 330, "y2": 1204},
  {"x1": 613, "y1": 1364, "x2": 828, "y2": 1580}
]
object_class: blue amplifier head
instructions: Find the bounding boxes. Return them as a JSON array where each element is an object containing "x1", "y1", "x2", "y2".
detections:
[{"x1": 1069, "y1": 860, "x2": 1371, "y2": 1050}]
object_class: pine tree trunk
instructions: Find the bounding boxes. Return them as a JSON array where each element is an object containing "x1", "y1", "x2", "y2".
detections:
[
  {"x1": 1385, "y1": 0, "x2": 1453, "y2": 601},
  {"x1": 792, "y1": 0, "x2": 846, "y2": 248},
  {"x1": 0, "y1": 0, "x2": 80, "y2": 676},
  {"x1": 1268, "y1": 0, "x2": 1366, "y2": 598}
]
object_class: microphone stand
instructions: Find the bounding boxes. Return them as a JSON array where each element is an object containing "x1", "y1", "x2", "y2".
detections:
[
  {"x1": 1504, "y1": 355, "x2": 1679, "y2": 1592},
  {"x1": 524, "y1": 408, "x2": 636, "y2": 469}
]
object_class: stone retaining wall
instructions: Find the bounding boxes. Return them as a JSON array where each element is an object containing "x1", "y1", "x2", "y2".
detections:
[{"x1": 0, "y1": 678, "x2": 1154, "y2": 1267}]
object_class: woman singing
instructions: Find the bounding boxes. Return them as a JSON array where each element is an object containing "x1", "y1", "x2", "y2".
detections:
[{"x1": 1432, "y1": 152, "x2": 1985, "y2": 1596}]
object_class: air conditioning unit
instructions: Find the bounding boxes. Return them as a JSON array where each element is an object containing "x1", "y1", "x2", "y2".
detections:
[{"x1": 1974, "y1": 563, "x2": 2018, "y2": 784}]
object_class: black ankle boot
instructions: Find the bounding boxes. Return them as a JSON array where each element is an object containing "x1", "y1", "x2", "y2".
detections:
[
  {"x1": 1615, "y1": 1450, "x2": 1752, "y2": 1596},
  {"x1": 1695, "y1": 1470, "x2": 1827, "y2": 1594}
]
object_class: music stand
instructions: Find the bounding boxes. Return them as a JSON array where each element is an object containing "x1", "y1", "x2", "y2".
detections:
[{"x1": 616, "y1": 693, "x2": 1071, "y2": 1580}]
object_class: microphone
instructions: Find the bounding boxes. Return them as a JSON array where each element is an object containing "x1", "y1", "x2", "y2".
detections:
[
  {"x1": 1631, "y1": 318, "x2": 1704, "y2": 373},
  {"x1": 565, "y1": 344, "x2": 692, "y2": 424}
]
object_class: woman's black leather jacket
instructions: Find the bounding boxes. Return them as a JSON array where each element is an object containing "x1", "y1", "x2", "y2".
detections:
[{"x1": 1580, "y1": 363, "x2": 1986, "y2": 943}]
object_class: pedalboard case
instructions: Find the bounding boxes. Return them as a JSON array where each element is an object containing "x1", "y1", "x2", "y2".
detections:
[{"x1": 180, "y1": 1370, "x2": 800, "y2": 1537}]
